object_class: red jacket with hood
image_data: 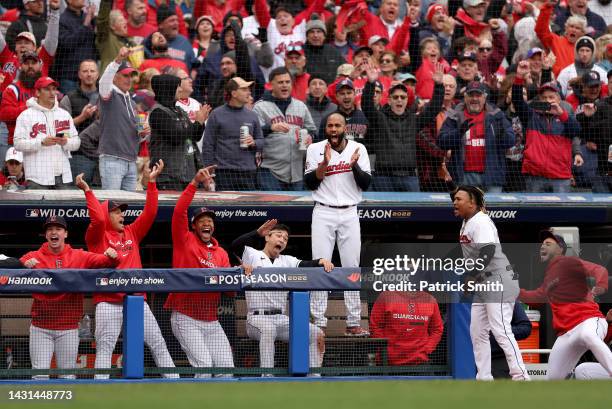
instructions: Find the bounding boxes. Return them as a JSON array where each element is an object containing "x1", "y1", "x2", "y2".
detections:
[
  {"x1": 20, "y1": 243, "x2": 118, "y2": 330},
  {"x1": 164, "y1": 183, "x2": 230, "y2": 321},
  {"x1": 370, "y1": 291, "x2": 444, "y2": 365},
  {"x1": 85, "y1": 182, "x2": 158, "y2": 304}
]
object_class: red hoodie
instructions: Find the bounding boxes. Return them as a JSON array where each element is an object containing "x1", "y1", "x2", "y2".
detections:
[
  {"x1": 85, "y1": 182, "x2": 158, "y2": 304},
  {"x1": 370, "y1": 291, "x2": 444, "y2": 365},
  {"x1": 519, "y1": 256, "x2": 608, "y2": 335},
  {"x1": 164, "y1": 183, "x2": 230, "y2": 321},
  {"x1": 20, "y1": 243, "x2": 118, "y2": 330}
]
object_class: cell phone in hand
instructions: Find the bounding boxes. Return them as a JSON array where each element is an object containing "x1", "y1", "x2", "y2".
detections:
[{"x1": 530, "y1": 101, "x2": 551, "y2": 112}]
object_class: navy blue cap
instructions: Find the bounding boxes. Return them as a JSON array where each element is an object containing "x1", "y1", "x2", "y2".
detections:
[
  {"x1": 539, "y1": 230, "x2": 568, "y2": 254},
  {"x1": 335, "y1": 78, "x2": 355, "y2": 92},
  {"x1": 43, "y1": 215, "x2": 67, "y2": 230},
  {"x1": 191, "y1": 207, "x2": 216, "y2": 224},
  {"x1": 465, "y1": 81, "x2": 487, "y2": 94}
]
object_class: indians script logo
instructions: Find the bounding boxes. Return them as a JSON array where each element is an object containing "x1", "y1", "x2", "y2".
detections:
[
  {"x1": 0, "y1": 276, "x2": 8, "y2": 285},
  {"x1": 347, "y1": 273, "x2": 361, "y2": 282}
]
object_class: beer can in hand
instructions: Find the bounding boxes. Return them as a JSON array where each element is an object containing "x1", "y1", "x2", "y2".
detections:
[
  {"x1": 240, "y1": 125, "x2": 249, "y2": 149},
  {"x1": 299, "y1": 129, "x2": 308, "y2": 151}
]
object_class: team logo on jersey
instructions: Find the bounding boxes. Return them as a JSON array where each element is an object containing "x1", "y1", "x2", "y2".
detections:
[
  {"x1": 2, "y1": 62, "x2": 17, "y2": 75},
  {"x1": 347, "y1": 272, "x2": 361, "y2": 282},
  {"x1": 204, "y1": 275, "x2": 219, "y2": 285}
]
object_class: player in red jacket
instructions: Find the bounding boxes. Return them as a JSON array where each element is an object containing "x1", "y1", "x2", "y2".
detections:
[
  {"x1": 20, "y1": 215, "x2": 119, "y2": 379},
  {"x1": 370, "y1": 291, "x2": 444, "y2": 365},
  {"x1": 164, "y1": 166, "x2": 235, "y2": 377},
  {"x1": 519, "y1": 230, "x2": 612, "y2": 380},
  {"x1": 76, "y1": 161, "x2": 177, "y2": 379}
]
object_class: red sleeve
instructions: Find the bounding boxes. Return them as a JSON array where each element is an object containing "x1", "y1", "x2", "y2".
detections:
[
  {"x1": 172, "y1": 183, "x2": 196, "y2": 249},
  {"x1": 254, "y1": 0, "x2": 271, "y2": 29},
  {"x1": 519, "y1": 286, "x2": 548, "y2": 303},
  {"x1": 295, "y1": 0, "x2": 326, "y2": 25},
  {"x1": 84, "y1": 190, "x2": 107, "y2": 252},
  {"x1": 176, "y1": 6, "x2": 188, "y2": 37},
  {"x1": 19, "y1": 251, "x2": 37, "y2": 265},
  {"x1": 0, "y1": 44, "x2": 12, "y2": 64},
  {"x1": 369, "y1": 294, "x2": 387, "y2": 339},
  {"x1": 39, "y1": 47, "x2": 54, "y2": 75},
  {"x1": 605, "y1": 324, "x2": 612, "y2": 344},
  {"x1": 535, "y1": 4, "x2": 555, "y2": 50},
  {"x1": 581, "y1": 259, "x2": 609, "y2": 291},
  {"x1": 0, "y1": 86, "x2": 21, "y2": 122},
  {"x1": 566, "y1": 94, "x2": 579, "y2": 110},
  {"x1": 82, "y1": 250, "x2": 120, "y2": 268},
  {"x1": 128, "y1": 182, "x2": 158, "y2": 242},
  {"x1": 425, "y1": 302, "x2": 444, "y2": 354},
  {"x1": 388, "y1": 17, "x2": 410, "y2": 55},
  {"x1": 487, "y1": 30, "x2": 507, "y2": 73},
  {"x1": 193, "y1": 0, "x2": 205, "y2": 20}
]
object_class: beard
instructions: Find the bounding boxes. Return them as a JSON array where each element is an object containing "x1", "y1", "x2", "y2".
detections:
[
  {"x1": 18, "y1": 70, "x2": 41, "y2": 89},
  {"x1": 152, "y1": 43, "x2": 169, "y2": 54},
  {"x1": 326, "y1": 132, "x2": 346, "y2": 147}
]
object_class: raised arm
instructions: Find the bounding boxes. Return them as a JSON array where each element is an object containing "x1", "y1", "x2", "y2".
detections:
[
  {"x1": 253, "y1": 0, "x2": 271, "y2": 29},
  {"x1": 535, "y1": 2, "x2": 555, "y2": 50},
  {"x1": 42, "y1": 1, "x2": 61, "y2": 56}
]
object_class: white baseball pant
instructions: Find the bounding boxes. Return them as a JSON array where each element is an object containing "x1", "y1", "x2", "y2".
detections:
[
  {"x1": 246, "y1": 314, "x2": 324, "y2": 370},
  {"x1": 311, "y1": 205, "x2": 362, "y2": 328},
  {"x1": 471, "y1": 301, "x2": 529, "y2": 380},
  {"x1": 29, "y1": 325, "x2": 78, "y2": 380},
  {"x1": 170, "y1": 311, "x2": 234, "y2": 378},
  {"x1": 574, "y1": 362, "x2": 611, "y2": 380},
  {"x1": 548, "y1": 317, "x2": 612, "y2": 380},
  {"x1": 94, "y1": 302, "x2": 178, "y2": 379}
]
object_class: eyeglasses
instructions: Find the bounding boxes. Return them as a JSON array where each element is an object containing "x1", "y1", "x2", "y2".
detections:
[
  {"x1": 478, "y1": 47, "x2": 492, "y2": 52},
  {"x1": 391, "y1": 94, "x2": 407, "y2": 100}
]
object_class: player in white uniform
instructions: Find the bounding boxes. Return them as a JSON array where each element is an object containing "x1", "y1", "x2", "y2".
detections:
[
  {"x1": 231, "y1": 220, "x2": 330, "y2": 374},
  {"x1": 452, "y1": 185, "x2": 530, "y2": 380},
  {"x1": 304, "y1": 113, "x2": 372, "y2": 336},
  {"x1": 574, "y1": 308, "x2": 612, "y2": 380}
]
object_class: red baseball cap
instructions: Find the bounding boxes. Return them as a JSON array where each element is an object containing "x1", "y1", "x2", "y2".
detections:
[
  {"x1": 34, "y1": 76, "x2": 59, "y2": 90},
  {"x1": 426, "y1": 4, "x2": 446, "y2": 23},
  {"x1": 117, "y1": 61, "x2": 137, "y2": 75},
  {"x1": 285, "y1": 44, "x2": 304, "y2": 57}
]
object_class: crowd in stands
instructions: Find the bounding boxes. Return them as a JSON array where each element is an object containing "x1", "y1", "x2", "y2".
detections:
[{"x1": 0, "y1": 0, "x2": 611, "y2": 193}]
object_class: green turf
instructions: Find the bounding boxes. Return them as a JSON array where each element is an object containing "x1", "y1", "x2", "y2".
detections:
[{"x1": 0, "y1": 380, "x2": 610, "y2": 409}]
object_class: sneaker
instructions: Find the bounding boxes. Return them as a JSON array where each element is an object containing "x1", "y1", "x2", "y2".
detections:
[{"x1": 345, "y1": 326, "x2": 369, "y2": 337}]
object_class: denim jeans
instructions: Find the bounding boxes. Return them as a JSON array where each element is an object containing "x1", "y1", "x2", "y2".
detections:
[
  {"x1": 525, "y1": 176, "x2": 571, "y2": 193},
  {"x1": 257, "y1": 167, "x2": 304, "y2": 191},
  {"x1": 70, "y1": 153, "x2": 98, "y2": 186},
  {"x1": 99, "y1": 155, "x2": 137, "y2": 191},
  {"x1": 373, "y1": 175, "x2": 420, "y2": 192},
  {"x1": 0, "y1": 122, "x2": 9, "y2": 164},
  {"x1": 463, "y1": 172, "x2": 502, "y2": 193}
]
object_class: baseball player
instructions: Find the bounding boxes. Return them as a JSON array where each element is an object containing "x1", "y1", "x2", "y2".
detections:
[
  {"x1": 20, "y1": 216, "x2": 119, "y2": 379},
  {"x1": 452, "y1": 185, "x2": 530, "y2": 380},
  {"x1": 574, "y1": 309, "x2": 612, "y2": 380},
  {"x1": 164, "y1": 166, "x2": 235, "y2": 378},
  {"x1": 304, "y1": 112, "x2": 372, "y2": 336},
  {"x1": 76, "y1": 161, "x2": 178, "y2": 379},
  {"x1": 519, "y1": 231, "x2": 612, "y2": 380},
  {"x1": 231, "y1": 219, "x2": 329, "y2": 375}
]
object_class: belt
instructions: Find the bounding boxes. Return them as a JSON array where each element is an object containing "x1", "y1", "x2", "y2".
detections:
[
  {"x1": 316, "y1": 202, "x2": 355, "y2": 209},
  {"x1": 252, "y1": 309, "x2": 282, "y2": 316}
]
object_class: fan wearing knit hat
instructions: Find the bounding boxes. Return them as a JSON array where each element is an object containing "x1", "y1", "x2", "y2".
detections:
[
  {"x1": 557, "y1": 36, "x2": 607, "y2": 95},
  {"x1": 304, "y1": 14, "x2": 346, "y2": 84}
]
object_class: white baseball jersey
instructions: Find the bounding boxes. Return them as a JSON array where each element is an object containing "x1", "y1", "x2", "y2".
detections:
[
  {"x1": 305, "y1": 139, "x2": 371, "y2": 207},
  {"x1": 266, "y1": 19, "x2": 306, "y2": 70},
  {"x1": 242, "y1": 246, "x2": 300, "y2": 313},
  {"x1": 459, "y1": 211, "x2": 511, "y2": 274},
  {"x1": 176, "y1": 98, "x2": 201, "y2": 123}
]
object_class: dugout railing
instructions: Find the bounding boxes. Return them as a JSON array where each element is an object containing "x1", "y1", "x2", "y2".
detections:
[{"x1": 0, "y1": 267, "x2": 472, "y2": 381}]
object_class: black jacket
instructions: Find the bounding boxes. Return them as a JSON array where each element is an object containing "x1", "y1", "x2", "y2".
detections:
[
  {"x1": 60, "y1": 87, "x2": 98, "y2": 134},
  {"x1": 304, "y1": 43, "x2": 345, "y2": 85},
  {"x1": 149, "y1": 74, "x2": 204, "y2": 189},
  {"x1": 53, "y1": 8, "x2": 97, "y2": 80},
  {"x1": 362, "y1": 80, "x2": 445, "y2": 175},
  {"x1": 577, "y1": 96, "x2": 612, "y2": 175},
  {"x1": 5, "y1": 13, "x2": 47, "y2": 51}
]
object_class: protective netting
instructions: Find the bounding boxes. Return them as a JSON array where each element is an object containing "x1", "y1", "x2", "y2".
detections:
[{"x1": 0, "y1": 0, "x2": 611, "y2": 195}]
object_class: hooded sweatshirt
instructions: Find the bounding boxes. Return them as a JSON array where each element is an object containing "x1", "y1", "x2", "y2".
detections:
[
  {"x1": 20, "y1": 243, "x2": 119, "y2": 330},
  {"x1": 164, "y1": 183, "x2": 230, "y2": 321},
  {"x1": 13, "y1": 97, "x2": 80, "y2": 186},
  {"x1": 557, "y1": 36, "x2": 607, "y2": 96},
  {"x1": 85, "y1": 182, "x2": 158, "y2": 304},
  {"x1": 148, "y1": 74, "x2": 205, "y2": 189}
]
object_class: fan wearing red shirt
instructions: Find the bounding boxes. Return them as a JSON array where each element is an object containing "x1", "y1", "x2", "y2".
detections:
[
  {"x1": 76, "y1": 161, "x2": 178, "y2": 379},
  {"x1": 20, "y1": 215, "x2": 119, "y2": 379},
  {"x1": 370, "y1": 291, "x2": 444, "y2": 365},
  {"x1": 519, "y1": 230, "x2": 612, "y2": 380},
  {"x1": 164, "y1": 166, "x2": 235, "y2": 377}
]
